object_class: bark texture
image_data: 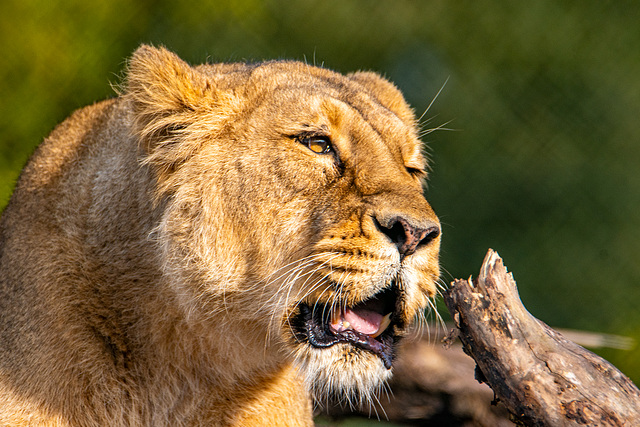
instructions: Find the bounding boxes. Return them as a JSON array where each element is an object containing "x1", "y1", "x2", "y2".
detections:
[{"x1": 444, "y1": 249, "x2": 640, "y2": 426}]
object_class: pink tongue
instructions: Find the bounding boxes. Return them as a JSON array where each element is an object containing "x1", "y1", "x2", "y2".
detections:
[{"x1": 343, "y1": 307, "x2": 383, "y2": 335}]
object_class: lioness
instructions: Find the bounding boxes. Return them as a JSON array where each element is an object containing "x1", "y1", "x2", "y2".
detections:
[{"x1": 0, "y1": 45, "x2": 440, "y2": 426}]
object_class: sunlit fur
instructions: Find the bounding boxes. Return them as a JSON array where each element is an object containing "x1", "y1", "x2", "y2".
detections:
[{"x1": 0, "y1": 45, "x2": 440, "y2": 425}]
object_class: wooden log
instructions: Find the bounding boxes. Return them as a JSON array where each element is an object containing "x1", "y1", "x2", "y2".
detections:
[{"x1": 443, "y1": 249, "x2": 640, "y2": 426}]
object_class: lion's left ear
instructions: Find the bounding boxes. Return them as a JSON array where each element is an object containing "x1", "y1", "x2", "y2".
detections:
[
  {"x1": 349, "y1": 71, "x2": 417, "y2": 129},
  {"x1": 125, "y1": 45, "x2": 214, "y2": 153},
  {"x1": 124, "y1": 45, "x2": 240, "y2": 185}
]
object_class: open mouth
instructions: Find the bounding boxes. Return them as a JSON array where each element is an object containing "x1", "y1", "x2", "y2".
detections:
[{"x1": 292, "y1": 285, "x2": 401, "y2": 370}]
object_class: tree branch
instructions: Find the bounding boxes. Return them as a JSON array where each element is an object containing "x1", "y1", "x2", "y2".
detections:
[{"x1": 444, "y1": 249, "x2": 640, "y2": 426}]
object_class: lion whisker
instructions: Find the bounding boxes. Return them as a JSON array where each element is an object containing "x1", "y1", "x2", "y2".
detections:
[{"x1": 417, "y1": 76, "x2": 449, "y2": 124}]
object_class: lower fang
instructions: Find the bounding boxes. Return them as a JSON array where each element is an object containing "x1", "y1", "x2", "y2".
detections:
[
  {"x1": 372, "y1": 313, "x2": 392, "y2": 338},
  {"x1": 330, "y1": 311, "x2": 348, "y2": 332},
  {"x1": 330, "y1": 310, "x2": 341, "y2": 328}
]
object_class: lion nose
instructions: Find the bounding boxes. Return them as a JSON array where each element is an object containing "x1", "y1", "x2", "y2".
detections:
[{"x1": 376, "y1": 216, "x2": 440, "y2": 258}]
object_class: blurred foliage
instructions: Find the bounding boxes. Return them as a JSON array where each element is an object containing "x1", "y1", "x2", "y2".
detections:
[{"x1": 2, "y1": 0, "x2": 640, "y2": 387}]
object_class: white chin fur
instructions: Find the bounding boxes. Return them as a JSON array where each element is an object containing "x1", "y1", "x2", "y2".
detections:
[{"x1": 292, "y1": 343, "x2": 392, "y2": 408}]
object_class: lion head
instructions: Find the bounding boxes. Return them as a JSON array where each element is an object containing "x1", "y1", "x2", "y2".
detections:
[{"x1": 126, "y1": 46, "x2": 441, "y2": 406}]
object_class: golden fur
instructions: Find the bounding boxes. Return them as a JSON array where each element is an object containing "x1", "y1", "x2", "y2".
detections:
[{"x1": 0, "y1": 45, "x2": 441, "y2": 426}]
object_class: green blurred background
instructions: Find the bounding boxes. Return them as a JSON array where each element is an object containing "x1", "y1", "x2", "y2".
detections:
[{"x1": 2, "y1": 0, "x2": 639, "y2": 394}]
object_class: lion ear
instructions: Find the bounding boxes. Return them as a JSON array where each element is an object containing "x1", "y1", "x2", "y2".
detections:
[
  {"x1": 349, "y1": 71, "x2": 417, "y2": 128},
  {"x1": 125, "y1": 44, "x2": 215, "y2": 155}
]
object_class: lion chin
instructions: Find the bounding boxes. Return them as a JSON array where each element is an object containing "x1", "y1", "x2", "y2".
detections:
[
  {"x1": 285, "y1": 269, "x2": 435, "y2": 405},
  {"x1": 291, "y1": 288, "x2": 399, "y2": 406}
]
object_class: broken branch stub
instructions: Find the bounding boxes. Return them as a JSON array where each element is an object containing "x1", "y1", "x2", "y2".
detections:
[{"x1": 444, "y1": 249, "x2": 640, "y2": 426}]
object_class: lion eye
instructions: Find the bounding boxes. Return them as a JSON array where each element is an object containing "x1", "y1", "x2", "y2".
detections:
[{"x1": 301, "y1": 136, "x2": 333, "y2": 154}]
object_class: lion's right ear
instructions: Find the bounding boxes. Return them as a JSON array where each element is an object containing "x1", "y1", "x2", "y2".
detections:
[{"x1": 124, "y1": 45, "x2": 217, "y2": 155}]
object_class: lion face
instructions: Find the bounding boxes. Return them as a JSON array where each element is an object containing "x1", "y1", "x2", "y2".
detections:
[
  {"x1": 127, "y1": 47, "x2": 440, "y2": 405},
  {"x1": 270, "y1": 92, "x2": 441, "y2": 404}
]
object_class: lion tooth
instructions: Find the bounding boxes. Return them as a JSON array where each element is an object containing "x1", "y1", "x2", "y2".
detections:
[
  {"x1": 330, "y1": 310, "x2": 349, "y2": 332},
  {"x1": 372, "y1": 313, "x2": 392, "y2": 338},
  {"x1": 331, "y1": 310, "x2": 340, "y2": 326}
]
